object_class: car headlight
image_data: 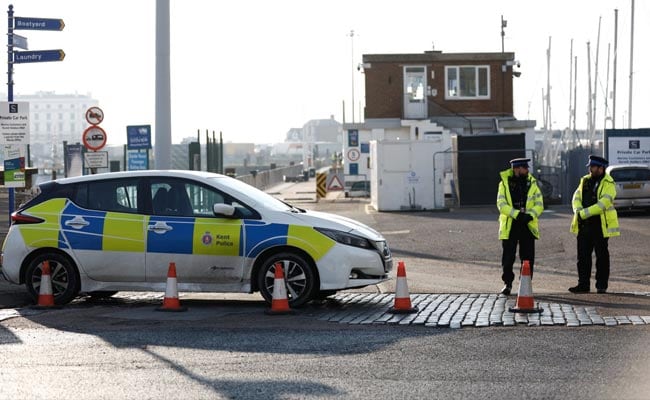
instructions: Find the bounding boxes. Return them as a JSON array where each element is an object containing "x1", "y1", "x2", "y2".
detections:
[{"x1": 314, "y1": 227, "x2": 373, "y2": 250}]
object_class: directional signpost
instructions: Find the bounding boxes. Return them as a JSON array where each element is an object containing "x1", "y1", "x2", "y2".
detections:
[
  {"x1": 5, "y1": 5, "x2": 66, "y2": 220},
  {"x1": 14, "y1": 17, "x2": 65, "y2": 31},
  {"x1": 13, "y1": 49, "x2": 65, "y2": 63}
]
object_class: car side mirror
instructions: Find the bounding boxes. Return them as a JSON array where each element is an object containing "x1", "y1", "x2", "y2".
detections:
[{"x1": 213, "y1": 203, "x2": 236, "y2": 217}]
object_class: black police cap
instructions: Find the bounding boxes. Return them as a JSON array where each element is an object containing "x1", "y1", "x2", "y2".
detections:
[{"x1": 586, "y1": 155, "x2": 609, "y2": 167}]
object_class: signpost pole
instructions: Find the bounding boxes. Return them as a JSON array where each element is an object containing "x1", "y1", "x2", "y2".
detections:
[{"x1": 6, "y1": 5, "x2": 15, "y2": 222}]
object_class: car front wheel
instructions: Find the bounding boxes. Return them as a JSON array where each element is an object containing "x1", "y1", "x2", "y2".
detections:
[
  {"x1": 25, "y1": 253, "x2": 80, "y2": 305},
  {"x1": 257, "y1": 252, "x2": 316, "y2": 308}
]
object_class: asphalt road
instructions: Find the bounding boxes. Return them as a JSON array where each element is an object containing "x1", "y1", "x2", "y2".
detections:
[{"x1": 1, "y1": 183, "x2": 649, "y2": 399}]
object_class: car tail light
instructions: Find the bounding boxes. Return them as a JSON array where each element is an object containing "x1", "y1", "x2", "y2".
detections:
[{"x1": 11, "y1": 212, "x2": 44, "y2": 225}]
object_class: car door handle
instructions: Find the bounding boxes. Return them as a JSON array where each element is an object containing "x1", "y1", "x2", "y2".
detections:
[
  {"x1": 64, "y1": 216, "x2": 90, "y2": 229},
  {"x1": 148, "y1": 221, "x2": 173, "y2": 233}
]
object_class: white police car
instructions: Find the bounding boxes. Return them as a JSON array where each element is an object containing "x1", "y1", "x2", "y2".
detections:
[{"x1": 0, "y1": 170, "x2": 392, "y2": 306}]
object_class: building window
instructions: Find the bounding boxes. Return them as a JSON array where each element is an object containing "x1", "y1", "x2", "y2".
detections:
[{"x1": 445, "y1": 66, "x2": 490, "y2": 99}]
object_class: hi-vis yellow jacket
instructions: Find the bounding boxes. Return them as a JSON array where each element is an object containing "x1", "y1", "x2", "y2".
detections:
[
  {"x1": 496, "y1": 169, "x2": 544, "y2": 240},
  {"x1": 570, "y1": 173, "x2": 620, "y2": 237}
]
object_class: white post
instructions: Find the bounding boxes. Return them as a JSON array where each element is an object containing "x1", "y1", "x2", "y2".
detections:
[{"x1": 155, "y1": 0, "x2": 172, "y2": 169}]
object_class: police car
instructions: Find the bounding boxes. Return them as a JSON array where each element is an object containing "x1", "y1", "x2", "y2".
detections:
[{"x1": 0, "y1": 170, "x2": 392, "y2": 307}]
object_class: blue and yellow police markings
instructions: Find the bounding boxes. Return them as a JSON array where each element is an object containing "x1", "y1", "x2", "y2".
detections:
[
  {"x1": 193, "y1": 218, "x2": 241, "y2": 256},
  {"x1": 103, "y1": 212, "x2": 145, "y2": 252},
  {"x1": 242, "y1": 221, "x2": 336, "y2": 262},
  {"x1": 17, "y1": 198, "x2": 67, "y2": 249},
  {"x1": 287, "y1": 225, "x2": 335, "y2": 261},
  {"x1": 146, "y1": 216, "x2": 195, "y2": 254},
  {"x1": 243, "y1": 221, "x2": 288, "y2": 258},
  {"x1": 60, "y1": 202, "x2": 105, "y2": 251}
]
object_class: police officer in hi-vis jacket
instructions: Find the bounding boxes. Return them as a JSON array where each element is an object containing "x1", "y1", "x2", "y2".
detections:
[
  {"x1": 496, "y1": 158, "x2": 544, "y2": 295},
  {"x1": 569, "y1": 155, "x2": 620, "y2": 294}
]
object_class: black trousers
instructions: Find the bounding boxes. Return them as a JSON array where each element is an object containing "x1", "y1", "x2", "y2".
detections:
[
  {"x1": 576, "y1": 227, "x2": 610, "y2": 290},
  {"x1": 501, "y1": 222, "x2": 535, "y2": 286}
]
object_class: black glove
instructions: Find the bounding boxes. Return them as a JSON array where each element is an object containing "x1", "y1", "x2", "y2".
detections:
[{"x1": 517, "y1": 213, "x2": 533, "y2": 223}]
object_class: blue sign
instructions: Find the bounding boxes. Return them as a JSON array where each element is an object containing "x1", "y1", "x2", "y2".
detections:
[
  {"x1": 14, "y1": 17, "x2": 65, "y2": 31},
  {"x1": 348, "y1": 129, "x2": 359, "y2": 147},
  {"x1": 128, "y1": 150, "x2": 149, "y2": 171},
  {"x1": 13, "y1": 50, "x2": 65, "y2": 63},
  {"x1": 127, "y1": 125, "x2": 152, "y2": 149}
]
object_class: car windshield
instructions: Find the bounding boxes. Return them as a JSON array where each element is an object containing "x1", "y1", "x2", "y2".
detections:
[{"x1": 207, "y1": 176, "x2": 292, "y2": 212}]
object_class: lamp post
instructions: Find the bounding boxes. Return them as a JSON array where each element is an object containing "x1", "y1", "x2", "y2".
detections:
[{"x1": 349, "y1": 29, "x2": 355, "y2": 124}]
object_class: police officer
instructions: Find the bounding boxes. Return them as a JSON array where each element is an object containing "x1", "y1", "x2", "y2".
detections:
[
  {"x1": 569, "y1": 155, "x2": 620, "y2": 293},
  {"x1": 496, "y1": 158, "x2": 544, "y2": 295}
]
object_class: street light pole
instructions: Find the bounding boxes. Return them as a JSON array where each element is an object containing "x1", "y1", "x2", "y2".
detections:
[{"x1": 349, "y1": 29, "x2": 355, "y2": 124}]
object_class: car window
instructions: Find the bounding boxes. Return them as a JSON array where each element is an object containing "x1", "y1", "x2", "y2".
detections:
[
  {"x1": 206, "y1": 176, "x2": 291, "y2": 212},
  {"x1": 150, "y1": 178, "x2": 258, "y2": 219},
  {"x1": 74, "y1": 179, "x2": 139, "y2": 213},
  {"x1": 610, "y1": 168, "x2": 650, "y2": 182}
]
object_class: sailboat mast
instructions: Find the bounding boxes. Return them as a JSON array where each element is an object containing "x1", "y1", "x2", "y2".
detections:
[
  {"x1": 592, "y1": 17, "x2": 601, "y2": 134},
  {"x1": 546, "y1": 37, "x2": 552, "y2": 130},
  {"x1": 628, "y1": 0, "x2": 635, "y2": 128},
  {"x1": 612, "y1": 9, "x2": 618, "y2": 129},
  {"x1": 587, "y1": 41, "x2": 593, "y2": 139},
  {"x1": 604, "y1": 43, "x2": 611, "y2": 129},
  {"x1": 568, "y1": 39, "x2": 574, "y2": 130}
]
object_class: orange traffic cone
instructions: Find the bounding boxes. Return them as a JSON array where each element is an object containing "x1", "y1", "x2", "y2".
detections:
[
  {"x1": 31, "y1": 261, "x2": 61, "y2": 309},
  {"x1": 156, "y1": 262, "x2": 187, "y2": 312},
  {"x1": 388, "y1": 261, "x2": 418, "y2": 314},
  {"x1": 265, "y1": 262, "x2": 294, "y2": 315},
  {"x1": 508, "y1": 260, "x2": 543, "y2": 314}
]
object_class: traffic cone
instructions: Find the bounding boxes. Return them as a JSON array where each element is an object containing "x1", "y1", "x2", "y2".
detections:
[
  {"x1": 265, "y1": 262, "x2": 294, "y2": 315},
  {"x1": 388, "y1": 261, "x2": 418, "y2": 314},
  {"x1": 31, "y1": 261, "x2": 61, "y2": 309},
  {"x1": 156, "y1": 262, "x2": 187, "y2": 312},
  {"x1": 508, "y1": 260, "x2": 543, "y2": 314}
]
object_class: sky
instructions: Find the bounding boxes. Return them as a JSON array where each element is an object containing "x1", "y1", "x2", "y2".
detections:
[{"x1": 3, "y1": 0, "x2": 649, "y2": 145}]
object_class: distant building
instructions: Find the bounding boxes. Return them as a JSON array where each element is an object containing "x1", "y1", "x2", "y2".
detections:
[{"x1": 13, "y1": 91, "x2": 99, "y2": 169}]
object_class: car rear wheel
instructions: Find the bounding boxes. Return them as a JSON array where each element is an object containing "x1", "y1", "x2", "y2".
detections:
[
  {"x1": 257, "y1": 252, "x2": 316, "y2": 308},
  {"x1": 25, "y1": 253, "x2": 80, "y2": 305}
]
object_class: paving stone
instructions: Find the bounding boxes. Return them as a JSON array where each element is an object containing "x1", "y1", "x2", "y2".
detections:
[
  {"x1": 476, "y1": 319, "x2": 490, "y2": 327},
  {"x1": 318, "y1": 293, "x2": 649, "y2": 330}
]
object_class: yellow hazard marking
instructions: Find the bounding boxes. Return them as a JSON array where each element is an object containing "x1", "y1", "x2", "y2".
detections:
[{"x1": 287, "y1": 225, "x2": 335, "y2": 261}]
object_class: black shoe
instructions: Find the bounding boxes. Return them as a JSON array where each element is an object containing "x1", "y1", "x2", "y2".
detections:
[
  {"x1": 568, "y1": 285, "x2": 590, "y2": 293},
  {"x1": 596, "y1": 288, "x2": 607, "y2": 294},
  {"x1": 500, "y1": 285, "x2": 512, "y2": 296}
]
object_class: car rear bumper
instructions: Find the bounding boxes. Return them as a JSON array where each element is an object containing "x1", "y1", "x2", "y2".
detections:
[{"x1": 615, "y1": 198, "x2": 650, "y2": 209}]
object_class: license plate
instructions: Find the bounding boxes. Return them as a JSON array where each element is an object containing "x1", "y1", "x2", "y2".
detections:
[{"x1": 622, "y1": 183, "x2": 641, "y2": 189}]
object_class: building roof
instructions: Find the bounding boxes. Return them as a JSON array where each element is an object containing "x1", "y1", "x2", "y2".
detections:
[{"x1": 363, "y1": 51, "x2": 515, "y2": 63}]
